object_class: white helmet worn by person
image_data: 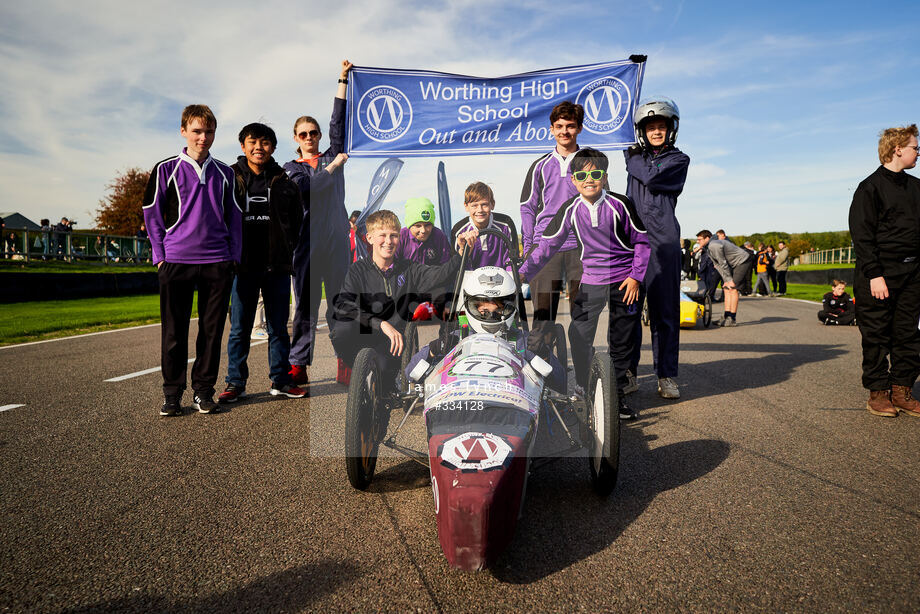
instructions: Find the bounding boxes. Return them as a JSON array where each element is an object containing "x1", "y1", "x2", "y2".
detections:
[
  {"x1": 633, "y1": 96, "x2": 680, "y2": 148},
  {"x1": 461, "y1": 266, "x2": 517, "y2": 335}
]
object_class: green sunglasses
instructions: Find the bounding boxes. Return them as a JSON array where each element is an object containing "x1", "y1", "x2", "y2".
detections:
[{"x1": 573, "y1": 169, "x2": 606, "y2": 181}]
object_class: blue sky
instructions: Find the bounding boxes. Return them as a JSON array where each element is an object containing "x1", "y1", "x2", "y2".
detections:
[{"x1": 0, "y1": 0, "x2": 917, "y2": 236}]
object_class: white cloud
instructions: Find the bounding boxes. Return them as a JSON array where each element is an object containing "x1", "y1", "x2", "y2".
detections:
[{"x1": 0, "y1": 0, "x2": 918, "y2": 240}]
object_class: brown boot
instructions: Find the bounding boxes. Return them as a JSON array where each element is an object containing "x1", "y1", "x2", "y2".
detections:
[
  {"x1": 890, "y1": 385, "x2": 920, "y2": 417},
  {"x1": 867, "y1": 389, "x2": 897, "y2": 417}
]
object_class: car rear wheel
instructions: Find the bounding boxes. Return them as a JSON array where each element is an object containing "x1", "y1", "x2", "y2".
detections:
[
  {"x1": 345, "y1": 349, "x2": 383, "y2": 490},
  {"x1": 586, "y1": 352, "x2": 620, "y2": 496}
]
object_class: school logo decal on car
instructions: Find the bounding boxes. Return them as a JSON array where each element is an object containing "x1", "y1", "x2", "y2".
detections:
[
  {"x1": 576, "y1": 76, "x2": 632, "y2": 135},
  {"x1": 357, "y1": 85, "x2": 413, "y2": 142},
  {"x1": 438, "y1": 432, "x2": 513, "y2": 472}
]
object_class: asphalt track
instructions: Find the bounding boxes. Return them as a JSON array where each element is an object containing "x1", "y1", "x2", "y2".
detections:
[{"x1": 1, "y1": 296, "x2": 918, "y2": 613}]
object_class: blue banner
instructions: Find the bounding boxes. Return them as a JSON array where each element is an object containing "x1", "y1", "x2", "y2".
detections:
[
  {"x1": 436, "y1": 161, "x2": 451, "y2": 235},
  {"x1": 346, "y1": 60, "x2": 644, "y2": 157},
  {"x1": 354, "y1": 158, "x2": 403, "y2": 259}
]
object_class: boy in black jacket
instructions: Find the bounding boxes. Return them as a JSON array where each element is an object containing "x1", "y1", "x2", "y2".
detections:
[
  {"x1": 818, "y1": 279, "x2": 855, "y2": 325},
  {"x1": 331, "y1": 210, "x2": 474, "y2": 384},
  {"x1": 219, "y1": 123, "x2": 304, "y2": 404},
  {"x1": 848, "y1": 123, "x2": 920, "y2": 418}
]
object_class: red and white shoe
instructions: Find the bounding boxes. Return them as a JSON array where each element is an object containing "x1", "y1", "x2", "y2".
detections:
[{"x1": 270, "y1": 383, "x2": 307, "y2": 398}]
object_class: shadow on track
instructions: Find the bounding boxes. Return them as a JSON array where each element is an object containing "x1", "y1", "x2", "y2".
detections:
[
  {"x1": 492, "y1": 427, "x2": 730, "y2": 583},
  {"x1": 368, "y1": 459, "x2": 431, "y2": 493},
  {"x1": 741, "y1": 315, "x2": 799, "y2": 326},
  {"x1": 675, "y1": 343, "x2": 847, "y2": 399},
  {"x1": 61, "y1": 560, "x2": 359, "y2": 613}
]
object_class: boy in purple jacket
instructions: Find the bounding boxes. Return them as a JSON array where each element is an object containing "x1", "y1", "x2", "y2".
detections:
[
  {"x1": 520, "y1": 149, "x2": 649, "y2": 419},
  {"x1": 450, "y1": 182, "x2": 518, "y2": 270},
  {"x1": 143, "y1": 104, "x2": 242, "y2": 417},
  {"x1": 396, "y1": 198, "x2": 452, "y2": 265},
  {"x1": 520, "y1": 101, "x2": 584, "y2": 347},
  {"x1": 396, "y1": 197, "x2": 452, "y2": 320}
]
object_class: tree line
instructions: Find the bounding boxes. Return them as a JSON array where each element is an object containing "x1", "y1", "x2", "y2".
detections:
[{"x1": 725, "y1": 231, "x2": 852, "y2": 259}]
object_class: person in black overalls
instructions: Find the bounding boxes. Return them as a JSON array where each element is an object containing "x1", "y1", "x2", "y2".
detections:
[{"x1": 848, "y1": 124, "x2": 920, "y2": 418}]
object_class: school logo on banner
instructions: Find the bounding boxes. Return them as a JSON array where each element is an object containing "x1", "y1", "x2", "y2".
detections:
[
  {"x1": 577, "y1": 76, "x2": 632, "y2": 135},
  {"x1": 346, "y1": 59, "x2": 645, "y2": 157},
  {"x1": 357, "y1": 85, "x2": 413, "y2": 142}
]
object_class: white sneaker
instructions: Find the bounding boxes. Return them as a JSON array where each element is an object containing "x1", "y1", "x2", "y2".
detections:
[
  {"x1": 623, "y1": 370, "x2": 639, "y2": 395},
  {"x1": 251, "y1": 328, "x2": 268, "y2": 340},
  {"x1": 657, "y1": 377, "x2": 680, "y2": 399}
]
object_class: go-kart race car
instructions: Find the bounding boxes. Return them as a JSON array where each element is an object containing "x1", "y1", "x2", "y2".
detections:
[
  {"x1": 678, "y1": 291, "x2": 710, "y2": 328},
  {"x1": 343, "y1": 228, "x2": 620, "y2": 571},
  {"x1": 641, "y1": 285, "x2": 714, "y2": 328}
]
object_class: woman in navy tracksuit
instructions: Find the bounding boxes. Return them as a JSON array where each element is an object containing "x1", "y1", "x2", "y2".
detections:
[{"x1": 284, "y1": 60, "x2": 353, "y2": 385}]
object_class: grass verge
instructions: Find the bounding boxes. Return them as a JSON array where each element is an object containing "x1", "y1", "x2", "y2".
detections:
[
  {"x1": 0, "y1": 294, "x2": 194, "y2": 346},
  {"x1": 0, "y1": 260, "x2": 157, "y2": 274},
  {"x1": 789, "y1": 263, "x2": 854, "y2": 271},
  {"x1": 0, "y1": 281, "x2": 824, "y2": 348},
  {"x1": 778, "y1": 283, "x2": 827, "y2": 302}
]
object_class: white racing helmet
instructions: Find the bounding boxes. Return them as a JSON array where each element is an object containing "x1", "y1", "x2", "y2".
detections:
[
  {"x1": 634, "y1": 96, "x2": 680, "y2": 148},
  {"x1": 461, "y1": 266, "x2": 517, "y2": 335}
]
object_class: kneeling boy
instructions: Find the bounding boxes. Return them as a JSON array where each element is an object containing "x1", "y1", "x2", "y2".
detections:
[{"x1": 331, "y1": 210, "x2": 473, "y2": 387}]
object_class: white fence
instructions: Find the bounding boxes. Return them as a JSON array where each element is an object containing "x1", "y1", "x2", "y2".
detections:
[
  {"x1": 797, "y1": 247, "x2": 854, "y2": 265},
  {"x1": 1, "y1": 227, "x2": 152, "y2": 264}
]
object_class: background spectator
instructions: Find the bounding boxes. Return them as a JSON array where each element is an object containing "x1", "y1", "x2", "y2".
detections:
[
  {"x1": 754, "y1": 243, "x2": 770, "y2": 296},
  {"x1": 40, "y1": 218, "x2": 51, "y2": 260},
  {"x1": 774, "y1": 241, "x2": 789, "y2": 295},
  {"x1": 55, "y1": 217, "x2": 72, "y2": 259},
  {"x1": 766, "y1": 244, "x2": 777, "y2": 294}
]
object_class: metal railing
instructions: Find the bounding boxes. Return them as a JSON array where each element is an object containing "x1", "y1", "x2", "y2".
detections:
[
  {"x1": 0, "y1": 226, "x2": 152, "y2": 264},
  {"x1": 797, "y1": 246, "x2": 855, "y2": 265}
]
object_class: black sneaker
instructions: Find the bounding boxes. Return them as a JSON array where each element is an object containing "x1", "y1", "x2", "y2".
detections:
[
  {"x1": 193, "y1": 393, "x2": 219, "y2": 414},
  {"x1": 618, "y1": 395, "x2": 638, "y2": 420},
  {"x1": 160, "y1": 395, "x2": 182, "y2": 417}
]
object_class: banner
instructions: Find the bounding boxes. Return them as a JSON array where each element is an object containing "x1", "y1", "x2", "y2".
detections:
[
  {"x1": 354, "y1": 157, "x2": 403, "y2": 259},
  {"x1": 346, "y1": 59, "x2": 645, "y2": 157},
  {"x1": 436, "y1": 161, "x2": 451, "y2": 235}
]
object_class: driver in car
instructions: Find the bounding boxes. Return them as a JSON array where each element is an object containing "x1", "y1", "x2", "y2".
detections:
[{"x1": 405, "y1": 266, "x2": 566, "y2": 393}]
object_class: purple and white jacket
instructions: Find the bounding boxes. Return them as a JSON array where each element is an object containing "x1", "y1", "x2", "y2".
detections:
[
  {"x1": 451, "y1": 214, "x2": 514, "y2": 270},
  {"x1": 520, "y1": 190, "x2": 650, "y2": 286},
  {"x1": 519, "y1": 148, "x2": 579, "y2": 255},
  {"x1": 396, "y1": 226, "x2": 453, "y2": 265},
  {"x1": 143, "y1": 149, "x2": 242, "y2": 265}
]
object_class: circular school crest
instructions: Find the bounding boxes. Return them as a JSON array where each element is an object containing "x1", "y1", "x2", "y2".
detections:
[
  {"x1": 576, "y1": 76, "x2": 631, "y2": 135},
  {"x1": 357, "y1": 85, "x2": 413, "y2": 142}
]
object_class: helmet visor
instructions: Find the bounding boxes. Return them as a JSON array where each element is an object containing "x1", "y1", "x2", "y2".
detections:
[{"x1": 465, "y1": 295, "x2": 515, "y2": 322}]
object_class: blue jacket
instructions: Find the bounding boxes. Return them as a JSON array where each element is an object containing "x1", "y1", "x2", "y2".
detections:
[
  {"x1": 284, "y1": 97, "x2": 349, "y2": 264},
  {"x1": 624, "y1": 146, "x2": 690, "y2": 247}
]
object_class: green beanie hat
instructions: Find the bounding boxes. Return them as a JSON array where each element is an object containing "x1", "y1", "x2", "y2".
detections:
[{"x1": 404, "y1": 197, "x2": 436, "y2": 228}]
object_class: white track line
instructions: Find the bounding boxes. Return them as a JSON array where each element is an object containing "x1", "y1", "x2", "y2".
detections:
[
  {"x1": 0, "y1": 404, "x2": 25, "y2": 413},
  {"x1": 104, "y1": 340, "x2": 268, "y2": 382},
  {"x1": 1, "y1": 322, "x2": 164, "y2": 350},
  {"x1": 3, "y1": 318, "x2": 315, "y2": 351}
]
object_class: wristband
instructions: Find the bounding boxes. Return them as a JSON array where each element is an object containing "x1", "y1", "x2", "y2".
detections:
[{"x1": 338, "y1": 78, "x2": 348, "y2": 84}]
